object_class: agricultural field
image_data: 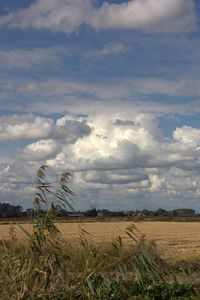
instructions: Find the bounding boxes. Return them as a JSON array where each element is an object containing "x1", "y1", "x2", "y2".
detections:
[
  {"x1": 1, "y1": 219, "x2": 200, "y2": 299},
  {"x1": 1, "y1": 221, "x2": 200, "y2": 259}
]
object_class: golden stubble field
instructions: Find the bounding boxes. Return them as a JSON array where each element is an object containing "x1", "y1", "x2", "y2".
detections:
[{"x1": 0, "y1": 221, "x2": 200, "y2": 259}]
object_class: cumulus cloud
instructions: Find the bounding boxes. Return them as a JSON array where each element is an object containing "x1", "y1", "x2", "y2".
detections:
[
  {"x1": 113, "y1": 119, "x2": 135, "y2": 126},
  {"x1": 83, "y1": 169, "x2": 148, "y2": 185},
  {"x1": 0, "y1": 114, "x2": 53, "y2": 141},
  {"x1": 16, "y1": 139, "x2": 61, "y2": 161},
  {"x1": 0, "y1": 0, "x2": 197, "y2": 34},
  {"x1": 88, "y1": 0, "x2": 197, "y2": 33},
  {"x1": 55, "y1": 115, "x2": 92, "y2": 143},
  {"x1": 1, "y1": 112, "x2": 200, "y2": 210},
  {"x1": 0, "y1": 161, "x2": 36, "y2": 185},
  {"x1": 46, "y1": 113, "x2": 199, "y2": 174},
  {"x1": 173, "y1": 126, "x2": 200, "y2": 145},
  {"x1": 44, "y1": 113, "x2": 200, "y2": 210},
  {"x1": 0, "y1": 114, "x2": 91, "y2": 142}
]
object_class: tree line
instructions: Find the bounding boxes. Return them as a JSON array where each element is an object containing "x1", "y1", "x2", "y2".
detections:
[{"x1": 0, "y1": 202, "x2": 197, "y2": 218}]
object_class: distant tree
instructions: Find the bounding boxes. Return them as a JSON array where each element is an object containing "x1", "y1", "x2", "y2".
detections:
[
  {"x1": 142, "y1": 209, "x2": 154, "y2": 216},
  {"x1": 172, "y1": 208, "x2": 195, "y2": 217},
  {"x1": 172, "y1": 210, "x2": 178, "y2": 217},
  {"x1": 0, "y1": 202, "x2": 23, "y2": 217},
  {"x1": 85, "y1": 208, "x2": 97, "y2": 217},
  {"x1": 13, "y1": 205, "x2": 23, "y2": 216},
  {"x1": 54, "y1": 204, "x2": 68, "y2": 217},
  {"x1": 155, "y1": 208, "x2": 168, "y2": 217}
]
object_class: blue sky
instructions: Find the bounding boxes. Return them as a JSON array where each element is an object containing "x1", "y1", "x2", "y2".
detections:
[{"x1": 1, "y1": 0, "x2": 200, "y2": 211}]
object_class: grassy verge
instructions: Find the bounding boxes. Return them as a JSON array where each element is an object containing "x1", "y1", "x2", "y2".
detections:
[{"x1": 1, "y1": 224, "x2": 200, "y2": 299}]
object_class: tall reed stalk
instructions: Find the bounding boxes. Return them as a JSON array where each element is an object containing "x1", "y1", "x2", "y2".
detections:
[{"x1": 1, "y1": 165, "x2": 76, "y2": 299}]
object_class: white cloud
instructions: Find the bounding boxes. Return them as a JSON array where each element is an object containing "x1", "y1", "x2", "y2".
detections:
[
  {"x1": 88, "y1": 0, "x2": 197, "y2": 33},
  {"x1": 16, "y1": 77, "x2": 200, "y2": 104},
  {"x1": 0, "y1": 161, "x2": 38, "y2": 207},
  {"x1": 83, "y1": 169, "x2": 148, "y2": 185},
  {"x1": 0, "y1": 114, "x2": 53, "y2": 141},
  {"x1": 45, "y1": 113, "x2": 200, "y2": 174},
  {"x1": 0, "y1": 78, "x2": 188, "y2": 131},
  {"x1": 0, "y1": 0, "x2": 197, "y2": 34},
  {"x1": 0, "y1": 161, "x2": 36, "y2": 185},
  {"x1": 0, "y1": 114, "x2": 91, "y2": 142},
  {"x1": 129, "y1": 78, "x2": 200, "y2": 96},
  {"x1": 173, "y1": 126, "x2": 200, "y2": 145},
  {"x1": 2, "y1": 77, "x2": 200, "y2": 119},
  {"x1": 16, "y1": 139, "x2": 61, "y2": 161},
  {"x1": 84, "y1": 42, "x2": 128, "y2": 58},
  {"x1": 43, "y1": 113, "x2": 200, "y2": 210},
  {"x1": 1, "y1": 112, "x2": 200, "y2": 209},
  {"x1": 0, "y1": 46, "x2": 67, "y2": 69},
  {"x1": 149, "y1": 174, "x2": 166, "y2": 192},
  {"x1": 0, "y1": 0, "x2": 92, "y2": 33}
]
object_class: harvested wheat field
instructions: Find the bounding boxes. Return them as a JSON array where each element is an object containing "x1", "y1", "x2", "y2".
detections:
[{"x1": 0, "y1": 221, "x2": 200, "y2": 259}]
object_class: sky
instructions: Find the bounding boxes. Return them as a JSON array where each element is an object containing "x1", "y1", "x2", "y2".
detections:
[{"x1": 1, "y1": 0, "x2": 200, "y2": 211}]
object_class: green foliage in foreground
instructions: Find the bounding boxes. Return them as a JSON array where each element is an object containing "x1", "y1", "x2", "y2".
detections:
[{"x1": 1, "y1": 166, "x2": 200, "y2": 300}]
